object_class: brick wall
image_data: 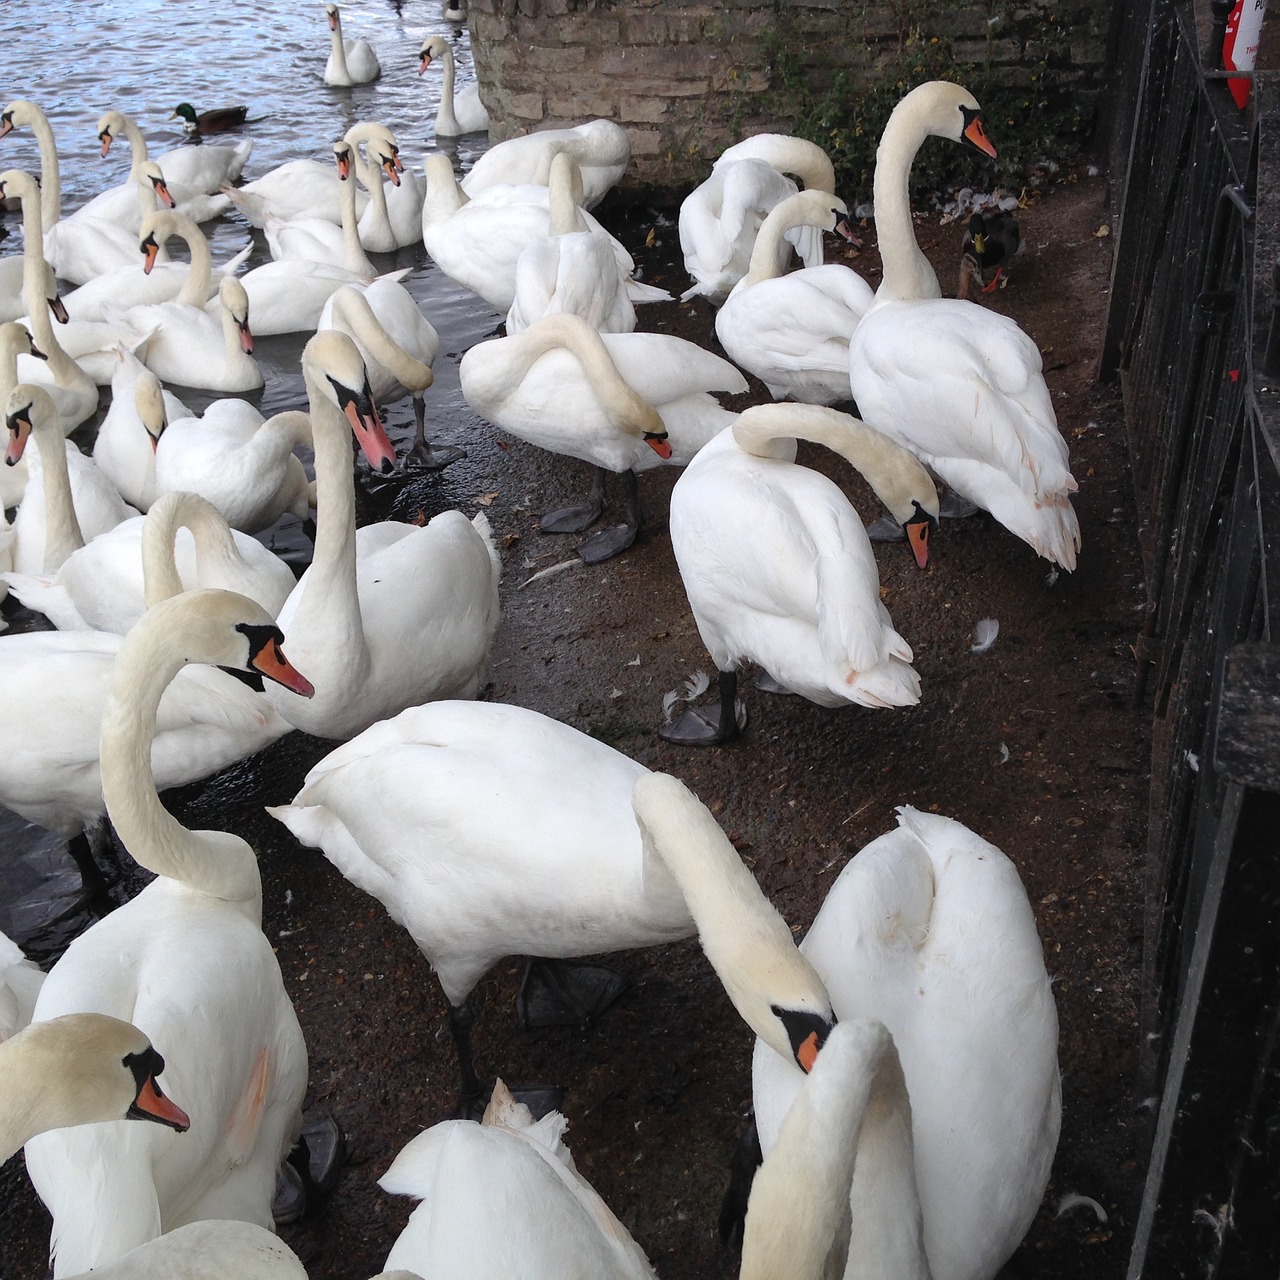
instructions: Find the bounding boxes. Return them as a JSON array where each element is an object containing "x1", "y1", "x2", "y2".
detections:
[{"x1": 466, "y1": 0, "x2": 1116, "y2": 194}]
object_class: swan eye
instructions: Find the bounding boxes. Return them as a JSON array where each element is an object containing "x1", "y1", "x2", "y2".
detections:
[{"x1": 6, "y1": 402, "x2": 33, "y2": 434}]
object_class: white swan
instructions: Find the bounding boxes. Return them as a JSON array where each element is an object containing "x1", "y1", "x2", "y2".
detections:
[
  {"x1": 679, "y1": 133, "x2": 837, "y2": 304},
  {"x1": 662, "y1": 403, "x2": 936, "y2": 745},
  {"x1": 323, "y1": 2, "x2": 382, "y2": 85},
  {"x1": 25, "y1": 590, "x2": 312, "y2": 1277},
  {"x1": 260, "y1": 329, "x2": 501, "y2": 739},
  {"x1": 352, "y1": 123, "x2": 424, "y2": 252},
  {"x1": 422, "y1": 151, "x2": 659, "y2": 314},
  {"x1": 845, "y1": 83, "x2": 1080, "y2": 570},
  {"x1": 506, "y1": 153, "x2": 671, "y2": 334},
  {"x1": 153, "y1": 403, "x2": 311, "y2": 533},
  {"x1": 111, "y1": 212, "x2": 263, "y2": 392},
  {"x1": 97, "y1": 107, "x2": 252, "y2": 199},
  {"x1": 0, "y1": 169, "x2": 101, "y2": 425},
  {"x1": 264, "y1": 140, "x2": 375, "y2": 274},
  {"x1": 749, "y1": 804, "x2": 1061, "y2": 1280},
  {"x1": 460, "y1": 312, "x2": 746, "y2": 561},
  {"x1": 715, "y1": 190, "x2": 872, "y2": 405},
  {"x1": 6, "y1": 384, "x2": 137, "y2": 575},
  {"x1": 1, "y1": 1013, "x2": 189, "y2": 1162},
  {"x1": 0, "y1": 928, "x2": 45, "y2": 1042},
  {"x1": 377, "y1": 1083, "x2": 659, "y2": 1280},
  {"x1": 418, "y1": 36, "x2": 489, "y2": 137},
  {"x1": 0, "y1": 104, "x2": 147, "y2": 286},
  {"x1": 0, "y1": 320, "x2": 40, "y2": 508},
  {"x1": 3, "y1": 489, "x2": 296, "y2": 634},
  {"x1": 85, "y1": 112, "x2": 234, "y2": 227},
  {"x1": 460, "y1": 119, "x2": 629, "y2": 210},
  {"x1": 91, "y1": 347, "x2": 191, "y2": 510},
  {"x1": 58, "y1": 1221, "x2": 309, "y2": 1280},
  {"x1": 318, "y1": 283, "x2": 459, "y2": 468}
]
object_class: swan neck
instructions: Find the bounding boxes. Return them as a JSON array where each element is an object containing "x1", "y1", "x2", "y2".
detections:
[
  {"x1": 141, "y1": 492, "x2": 248, "y2": 607},
  {"x1": 872, "y1": 105, "x2": 940, "y2": 303},
  {"x1": 99, "y1": 605, "x2": 262, "y2": 906},
  {"x1": 170, "y1": 219, "x2": 215, "y2": 306},
  {"x1": 338, "y1": 166, "x2": 370, "y2": 273},
  {"x1": 25, "y1": 108, "x2": 62, "y2": 233},
  {"x1": 742, "y1": 195, "x2": 820, "y2": 286},
  {"x1": 31, "y1": 414, "x2": 85, "y2": 570},
  {"x1": 22, "y1": 272, "x2": 91, "y2": 395},
  {"x1": 423, "y1": 158, "x2": 467, "y2": 222},
  {"x1": 335, "y1": 294, "x2": 431, "y2": 392},
  {"x1": 330, "y1": 21, "x2": 348, "y2": 74},
  {"x1": 0, "y1": 1031, "x2": 89, "y2": 1161}
]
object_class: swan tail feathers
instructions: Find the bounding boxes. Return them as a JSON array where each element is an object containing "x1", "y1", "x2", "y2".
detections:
[
  {"x1": 625, "y1": 279, "x2": 675, "y2": 304},
  {"x1": 470, "y1": 511, "x2": 504, "y2": 583},
  {"x1": 215, "y1": 240, "x2": 255, "y2": 277},
  {"x1": 0, "y1": 573, "x2": 86, "y2": 630}
]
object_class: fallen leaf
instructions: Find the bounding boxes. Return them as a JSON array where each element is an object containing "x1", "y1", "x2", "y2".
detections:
[
  {"x1": 475, "y1": 492, "x2": 499, "y2": 507},
  {"x1": 1093, "y1": 223, "x2": 1111, "y2": 238}
]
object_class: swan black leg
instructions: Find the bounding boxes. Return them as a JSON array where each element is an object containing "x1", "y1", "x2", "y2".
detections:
[
  {"x1": 578, "y1": 468, "x2": 641, "y2": 563},
  {"x1": 408, "y1": 392, "x2": 466, "y2": 470},
  {"x1": 718, "y1": 1113, "x2": 763, "y2": 1247},
  {"x1": 541, "y1": 466, "x2": 607, "y2": 534},
  {"x1": 659, "y1": 670, "x2": 744, "y2": 746}
]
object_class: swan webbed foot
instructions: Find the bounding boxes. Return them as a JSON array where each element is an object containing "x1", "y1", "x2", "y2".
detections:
[
  {"x1": 659, "y1": 670, "x2": 745, "y2": 746},
  {"x1": 540, "y1": 502, "x2": 604, "y2": 534},
  {"x1": 408, "y1": 440, "x2": 466, "y2": 471},
  {"x1": 939, "y1": 489, "x2": 980, "y2": 520},
  {"x1": 577, "y1": 520, "x2": 639, "y2": 563},
  {"x1": 865, "y1": 514, "x2": 907, "y2": 543},
  {"x1": 516, "y1": 957, "x2": 628, "y2": 1029},
  {"x1": 273, "y1": 1112, "x2": 347, "y2": 1223}
]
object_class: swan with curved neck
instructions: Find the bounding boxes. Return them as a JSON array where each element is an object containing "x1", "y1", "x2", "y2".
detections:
[
  {"x1": 679, "y1": 133, "x2": 838, "y2": 304},
  {"x1": 6, "y1": 383, "x2": 137, "y2": 575},
  {"x1": 3, "y1": 489, "x2": 297, "y2": 634},
  {"x1": 715, "y1": 189, "x2": 871, "y2": 404},
  {"x1": 268, "y1": 707, "x2": 830, "y2": 1116},
  {"x1": 460, "y1": 311, "x2": 745, "y2": 562},
  {"x1": 116, "y1": 215, "x2": 264, "y2": 392},
  {"x1": 660, "y1": 401, "x2": 937, "y2": 745},
  {"x1": 0, "y1": 103, "x2": 149, "y2": 286},
  {"x1": 262, "y1": 329, "x2": 500, "y2": 739},
  {"x1": 1, "y1": 1014, "x2": 190, "y2": 1165},
  {"x1": 847, "y1": 82, "x2": 1080, "y2": 570},
  {"x1": 419, "y1": 36, "x2": 489, "y2": 136},
  {"x1": 96, "y1": 107, "x2": 252, "y2": 198},
  {"x1": 348, "y1": 122, "x2": 424, "y2": 253},
  {"x1": 24, "y1": 590, "x2": 313, "y2": 1276},
  {"x1": 324, "y1": 2, "x2": 381, "y2": 85}
]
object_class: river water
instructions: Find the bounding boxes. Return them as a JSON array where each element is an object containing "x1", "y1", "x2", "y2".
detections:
[{"x1": 0, "y1": 0, "x2": 511, "y2": 952}]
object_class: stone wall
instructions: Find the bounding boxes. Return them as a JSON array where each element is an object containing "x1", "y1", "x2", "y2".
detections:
[{"x1": 466, "y1": 0, "x2": 1116, "y2": 195}]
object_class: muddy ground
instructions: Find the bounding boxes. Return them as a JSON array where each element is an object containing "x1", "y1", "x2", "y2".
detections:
[{"x1": 0, "y1": 167, "x2": 1148, "y2": 1279}]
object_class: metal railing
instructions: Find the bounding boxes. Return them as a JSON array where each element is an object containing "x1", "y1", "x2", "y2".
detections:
[{"x1": 1104, "y1": 3, "x2": 1280, "y2": 1276}]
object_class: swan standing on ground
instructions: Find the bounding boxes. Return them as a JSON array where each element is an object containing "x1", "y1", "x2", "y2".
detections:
[
  {"x1": 660, "y1": 403, "x2": 936, "y2": 746},
  {"x1": 749, "y1": 805, "x2": 1061, "y2": 1280},
  {"x1": 460, "y1": 119, "x2": 629, "y2": 209},
  {"x1": 679, "y1": 133, "x2": 837, "y2": 304},
  {"x1": 460, "y1": 312, "x2": 746, "y2": 562},
  {"x1": 6, "y1": 385, "x2": 137, "y2": 575},
  {"x1": 3, "y1": 490, "x2": 296, "y2": 635},
  {"x1": 2, "y1": 1014, "x2": 189, "y2": 1161},
  {"x1": 846, "y1": 82, "x2": 1080, "y2": 569},
  {"x1": 261, "y1": 330, "x2": 501, "y2": 739},
  {"x1": 419, "y1": 36, "x2": 489, "y2": 136},
  {"x1": 714, "y1": 190, "x2": 871, "y2": 405},
  {"x1": 25, "y1": 591, "x2": 314, "y2": 1278},
  {"x1": 324, "y1": 2, "x2": 382, "y2": 85}
]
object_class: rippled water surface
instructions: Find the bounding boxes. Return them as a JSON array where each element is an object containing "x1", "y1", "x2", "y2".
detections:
[{"x1": 0, "y1": 0, "x2": 511, "y2": 948}]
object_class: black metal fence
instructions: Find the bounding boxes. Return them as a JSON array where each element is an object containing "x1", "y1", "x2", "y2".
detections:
[{"x1": 1104, "y1": 2, "x2": 1280, "y2": 1275}]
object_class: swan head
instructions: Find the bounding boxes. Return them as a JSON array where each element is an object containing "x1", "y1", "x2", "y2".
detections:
[
  {"x1": 138, "y1": 209, "x2": 197, "y2": 273},
  {"x1": 632, "y1": 772, "x2": 836, "y2": 1073},
  {"x1": 303, "y1": 329, "x2": 398, "y2": 474},
  {"x1": 0, "y1": 101, "x2": 41, "y2": 141},
  {"x1": 32, "y1": 258, "x2": 68, "y2": 324},
  {"x1": 138, "y1": 160, "x2": 176, "y2": 210},
  {"x1": 419, "y1": 36, "x2": 451, "y2": 73},
  {"x1": 218, "y1": 276, "x2": 255, "y2": 354},
  {"x1": 4, "y1": 383, "x2": 58, "y2": 466},
  {"x1": 333, "y1": 139, "x2": 355, "y2": 180},
  {"x1": 134, "y1": 368, "x2": 168, "y2": 451},
  {"x1": 347, "y1": 121, "x2": 404, "y2": 181},
  {"x1": 0, "y1": 322, "x2": 44, "y2": 366},
  {"x1": 7, "y1": 1013, "x2": 191, "y2": 1135},
  {"x1": 0, "y1": 167, "x2": 39, "y2": 207},
  {"x1": 96, "y1": 109, "x2": 129, "y2": 158},
  {"x1": 888, "y1": 82, "x2": 997, "y2": 160},
  {"x1": 325, "y1": 2, "x2": 341, "y2": 30}
]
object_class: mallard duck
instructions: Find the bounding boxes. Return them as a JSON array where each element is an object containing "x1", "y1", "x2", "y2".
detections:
[
  {"x1": 169, "y1": 102, "x2": 252, "y2": 136},
  {"x1": 958, "y1": 208, "x2": 1022, "y2": 297}
]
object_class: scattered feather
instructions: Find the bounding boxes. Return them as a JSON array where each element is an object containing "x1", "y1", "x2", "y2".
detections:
[
  {"x1": 610, "y1": 688, "x2": 623, "y2": 700},
  {"x1": 661, "y1": 689, "x2": 681, "y2": 721},
  {"x1": 970, "y1": 618, "x2": 1000, "y2": 653},
  {"x1": 626, "y1": 655, "x2": 641, "y2": 667},
  {"x1": 1057, "y1": 1193, "x2": 1108, "y2": 1223},
  {"x1": 999, "y1": 743, "x2": 1009, "y2": 763},
  {"x1": 1045, "y1": 566, "x2": 1060, "y2": 587},
  {"x1": 519, "y1": 559, "x2": 583, "y2": 589},
  {"x1": 1186, "y1": 750, "x2": 1200, "y2": 773},
  {"x1": 682, "y1": 670, "x2": 710, "y2": 700}
]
